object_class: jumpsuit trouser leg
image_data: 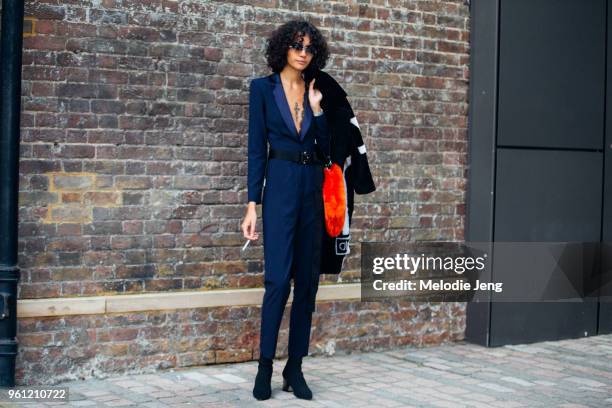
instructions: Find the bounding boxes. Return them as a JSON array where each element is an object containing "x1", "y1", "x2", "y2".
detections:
[{"x1": 259, "y1": 162, "x2": 318, "y2": 360}]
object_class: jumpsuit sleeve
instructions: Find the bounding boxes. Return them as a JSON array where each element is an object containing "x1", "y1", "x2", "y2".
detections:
[
  {"x1": 247, "y1": 79, "x2": 267, "y2": 204},
  {"x1": 313, "y1": 110, "x2": 331, "y2": 158}
]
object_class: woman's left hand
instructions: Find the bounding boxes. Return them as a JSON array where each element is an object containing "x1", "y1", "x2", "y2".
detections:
[{"x1": 309, "y1": 78, "x2": 323, "y2": 113}]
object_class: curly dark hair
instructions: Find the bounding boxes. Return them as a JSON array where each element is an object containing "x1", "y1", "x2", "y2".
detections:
[{"x1": 265, "y1": 19, "x2": 330, "y2": 79}]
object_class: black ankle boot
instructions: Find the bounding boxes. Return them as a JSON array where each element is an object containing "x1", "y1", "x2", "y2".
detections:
[
  {"x1": 252, "y1": 356, "x2": 273, "y2": 400},
  {"x1": 281, "y1": 356, "x2": 312, "y2": 400}
]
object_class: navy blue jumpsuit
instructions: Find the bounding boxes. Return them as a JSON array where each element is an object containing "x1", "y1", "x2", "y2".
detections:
[{"x1": 247, "y1": 72, "x2": 330, "y2": 359}]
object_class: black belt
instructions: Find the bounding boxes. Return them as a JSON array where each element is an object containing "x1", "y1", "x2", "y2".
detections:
[{"x1": 268, "y1": 148, "x2": 323, "y2": 165}]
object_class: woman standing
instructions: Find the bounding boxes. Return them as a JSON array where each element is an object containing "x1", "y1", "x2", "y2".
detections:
[{"x1": 241, "y1": 19, "x2": 330, "y2": 401}]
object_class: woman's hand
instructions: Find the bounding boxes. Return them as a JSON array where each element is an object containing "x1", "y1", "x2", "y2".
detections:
[
  {"x1": 309, "y1": 78, "x2": 323, "y2": 114},
  {"x1": 241, "y1": 202, "x2": 259, "y2": 241}
]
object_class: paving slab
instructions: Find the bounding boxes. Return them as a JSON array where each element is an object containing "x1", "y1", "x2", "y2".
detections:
[{"x1": 3, "y1": 334, "x2": 611, "y2": 407}]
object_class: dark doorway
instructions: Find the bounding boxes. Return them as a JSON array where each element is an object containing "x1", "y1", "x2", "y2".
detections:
[{"x1": 466, "y1": 0, "x2": 612, "y2": 345}]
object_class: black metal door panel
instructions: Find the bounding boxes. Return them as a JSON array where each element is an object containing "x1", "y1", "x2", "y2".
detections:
[
  {"x1": 498, "y1": 0, "x2": 606, "y2": 150},
  {"x1": 491, "y1": 149, "x2": 601, "y2": 344},
  {"x1": 467, "y1": 0, "x2": 610, "y2": 344},
  {"x1": 600, "y1": 0, "x2": 612, "y2": 334}
]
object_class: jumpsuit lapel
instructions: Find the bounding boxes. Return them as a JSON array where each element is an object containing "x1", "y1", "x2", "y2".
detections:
[
  {"x1": 272, "y1": 72, "x2": 312, "y2": 141},
  {"x1": 300, "y1": 95, "x2": 312, "y2": 141}
]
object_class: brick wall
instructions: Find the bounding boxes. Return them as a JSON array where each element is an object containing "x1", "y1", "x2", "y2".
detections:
[
  {"x1": 12, "y1": 0, "x2": 470, "y2": 385},
  {"x1": 18, "y1": 300, "x2": 465, "y2": 385}
]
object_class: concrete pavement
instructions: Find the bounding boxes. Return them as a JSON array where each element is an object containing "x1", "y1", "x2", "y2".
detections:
[{"x1": 6, "y1": 333, "x2": 612, "y2": 407}]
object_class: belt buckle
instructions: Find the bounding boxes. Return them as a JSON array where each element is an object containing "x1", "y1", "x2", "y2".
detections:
[{"x1": 300, "y1": 151, "x2": 311, "y2": 164}]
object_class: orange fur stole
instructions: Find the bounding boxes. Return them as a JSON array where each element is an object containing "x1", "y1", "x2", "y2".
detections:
[{"x1": 322, "y1": 163, "x2": 346, "y2": 237}]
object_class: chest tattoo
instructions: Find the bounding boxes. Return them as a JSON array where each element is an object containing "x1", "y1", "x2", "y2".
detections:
[{"x1": 293, "y1": 98, "x2": 304, "y2": 127}]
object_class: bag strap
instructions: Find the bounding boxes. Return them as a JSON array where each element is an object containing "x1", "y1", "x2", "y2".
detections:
[{"x1": 314, "y1": 140, "x2": 332, "y2": 169}]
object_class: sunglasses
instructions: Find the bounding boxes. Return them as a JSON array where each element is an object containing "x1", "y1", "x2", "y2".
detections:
[{"x1": 289, "y1": 42, "x2": 316, "y2": 55}]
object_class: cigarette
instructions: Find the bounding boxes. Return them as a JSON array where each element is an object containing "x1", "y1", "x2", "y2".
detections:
[{"x1": 241, "y1": 239, "x2": 251, "y2": 251}]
